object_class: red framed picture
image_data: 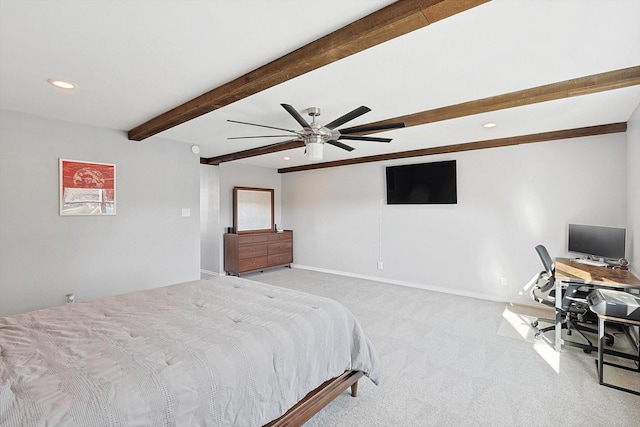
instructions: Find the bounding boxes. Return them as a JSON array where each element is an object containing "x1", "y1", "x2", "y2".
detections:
[{"x1": 59, "y1": 159, "x2": 116, "y2": 215}]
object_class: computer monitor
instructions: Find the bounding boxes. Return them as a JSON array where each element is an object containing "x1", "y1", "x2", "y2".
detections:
[{"x1": 568, "y1": 224, "x2": 626, "y2": 261}]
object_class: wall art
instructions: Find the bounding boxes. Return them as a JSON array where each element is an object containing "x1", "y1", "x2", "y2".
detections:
[{"x1": 59, "y1": 159, "x2": 116, "y2": 215}]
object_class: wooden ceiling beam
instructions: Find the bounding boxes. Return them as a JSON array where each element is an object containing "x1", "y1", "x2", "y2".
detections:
[
  {"x1": 127, "y1": 0, "x2": 490, "y2": 141},
  {"x1": 362, "y1": 66, "x2": 640, "y2": 130},
  {"x1": 201, "y1": 140, "x2": 304, "y2": 166},
  {"x1": 277, "y1": 122, "x2": 627, "y2": 173}
]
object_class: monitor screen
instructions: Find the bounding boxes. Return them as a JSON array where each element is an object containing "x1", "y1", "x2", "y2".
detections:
[
  {"x1": 568, "y1": 224, "x2": 626, "y2": 260},
  {"x1": 386, "y1": 160, "x2": 457, "y2": 205}
]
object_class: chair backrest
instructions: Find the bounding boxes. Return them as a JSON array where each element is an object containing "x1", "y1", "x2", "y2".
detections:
[
  {"x1": 531, "y1": 245, "x2": 556, "y2": 306},
  {"x1": 535, "y1": 245, "x2": 555, "y2": 276},
  {"x1": 534, "y1": 244, "x2": 589, "y2": 312}
]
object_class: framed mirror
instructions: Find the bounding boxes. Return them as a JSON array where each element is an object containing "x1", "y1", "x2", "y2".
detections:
[{"x1": 233, "y1": 187, "x2": 274, "y2": 233}]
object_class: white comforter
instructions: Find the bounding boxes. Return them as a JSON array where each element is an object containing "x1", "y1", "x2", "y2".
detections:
[{"x1": 0, "y1": 276, "x2": 379, "y2": 426}]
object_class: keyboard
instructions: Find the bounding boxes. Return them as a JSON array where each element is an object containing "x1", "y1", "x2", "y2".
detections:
[{"x1": 572, "y1": 258, "x2": 608, "y2": 267}]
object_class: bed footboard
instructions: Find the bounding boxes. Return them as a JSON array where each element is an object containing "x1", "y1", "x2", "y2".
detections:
[{"x1": 265, "y1": 370, "x2": 364, "y2": 427}]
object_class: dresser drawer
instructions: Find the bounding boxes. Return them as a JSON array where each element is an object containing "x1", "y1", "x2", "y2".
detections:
[
  {"x1": 238, "y1": 234, "x2": 269, "y2": 245},
  {"x1": 238, "y1": 256, "x2": 268, "y2": 272},
  {"x1": 268, "y1": 253, "x2": 293, "y2": 266},
  {"x1": 268, "y1": 241, "x2": 292, "y2": 255},
  {"x1": 268, "y1": 231, "x2": 292, "y2": 242},
  {"x1": 238, "y1": 244, "x2": 268, "y2": 259}
]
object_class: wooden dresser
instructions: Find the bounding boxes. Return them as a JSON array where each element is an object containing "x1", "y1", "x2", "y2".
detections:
[{"x1": 224, "y1": 230, "x2": 293, "y2": 276}]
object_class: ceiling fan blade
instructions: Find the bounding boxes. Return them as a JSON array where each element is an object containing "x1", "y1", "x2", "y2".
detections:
[
  {"x1": 326, "y1": 140, "x2": 355, "y2": 151},
  {"x1": 281, "y1": 104, "x2": 310, "y2": 128},
  {"x1": 324, "y1": 106, "x2": 371, "y2": 130},
  {"x1": 227, "y1": 119, "x2": 298, "y2": 134},
  {"x1": 338, "y1": 121, "x2": 405, "y2": 134},
  {"x1": 228, "y1": 135, "x2": 298, "y2": 140},
  {"x1": 338, "y1": 135, "x2": 392, "y2": 143}
]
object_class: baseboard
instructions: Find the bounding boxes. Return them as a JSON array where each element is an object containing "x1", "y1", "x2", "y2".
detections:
[
  {"x1": 200, "y1": 269, "x2": 223, "y2": 278},
  {"x1": 291, "y1": 263, "x2": 526, "y2": 305}
]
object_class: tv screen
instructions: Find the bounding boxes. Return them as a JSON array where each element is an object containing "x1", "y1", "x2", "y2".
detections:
[
  {"x1": 386, "y1": 160, "x2": 457, "y2": 205},
  {"x1": 568, "y1": 224, "x2": 626, "y2": 260}
]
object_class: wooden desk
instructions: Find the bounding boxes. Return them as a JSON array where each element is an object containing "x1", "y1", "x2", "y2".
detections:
[
  {"x1": 555, "y1": 258, "x2": 640, "y2": 289},
  {"x1": 552, "y1": 258, "x2": 640, "y2": 351}
]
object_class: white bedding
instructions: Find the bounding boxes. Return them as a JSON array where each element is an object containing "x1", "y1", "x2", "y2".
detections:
[{"x1": 0, "y1": 276, "x2": 379, "y2": 426}]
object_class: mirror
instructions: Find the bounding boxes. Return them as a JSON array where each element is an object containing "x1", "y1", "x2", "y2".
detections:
[{"x1": 233, "y1": 187, "x2": 274, "y2": 233}]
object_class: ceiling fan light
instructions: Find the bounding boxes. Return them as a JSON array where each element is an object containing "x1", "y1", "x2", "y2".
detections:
[{"x1": 306, "y1": 142, "x2": 323, "y2": 160}]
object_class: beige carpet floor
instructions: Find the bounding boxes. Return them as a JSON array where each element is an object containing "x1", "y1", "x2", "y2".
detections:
[{"x1": 242, "y1": 267, "x2": 640, "y2": 427}]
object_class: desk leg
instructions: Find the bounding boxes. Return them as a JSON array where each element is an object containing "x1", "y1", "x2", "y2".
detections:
[
  {"x1": 555, "y1": 280, "x2": 563, "y2": 352},
  {"x1": 598, "y1": 316, "x2": 605, "y2": 384}
]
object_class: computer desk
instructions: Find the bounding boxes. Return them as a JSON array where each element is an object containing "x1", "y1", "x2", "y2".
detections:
[{"x1": 553, "y1": 258, "x2": 640, "y2": 352}]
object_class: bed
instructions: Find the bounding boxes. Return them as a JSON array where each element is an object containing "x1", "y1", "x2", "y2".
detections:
[{"x1": 0, "y1": 276, "x2": 379, "y2": 426}]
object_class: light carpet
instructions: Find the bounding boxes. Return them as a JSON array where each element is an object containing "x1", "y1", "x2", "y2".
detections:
[{"x1": 241, "y1": 267, "x2": 640, "y2": 427}]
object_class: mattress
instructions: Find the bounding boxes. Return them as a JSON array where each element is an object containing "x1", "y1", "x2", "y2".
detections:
[{"x1": 0, "y1": 276, "x2": 379, "y2": 426}]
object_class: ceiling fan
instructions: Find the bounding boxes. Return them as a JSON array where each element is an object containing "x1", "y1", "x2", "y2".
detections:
[{"x1": 228, "y1": 104, "x2": 405, "y2": 160}]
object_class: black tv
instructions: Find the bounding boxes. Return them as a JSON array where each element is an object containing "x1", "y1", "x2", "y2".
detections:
[
  {"x1": 568, "y1": 224, "x2": 626, "y2": 260},
  {"x1": 386, "y1": 160, "x2": 457, "y2": 205}
]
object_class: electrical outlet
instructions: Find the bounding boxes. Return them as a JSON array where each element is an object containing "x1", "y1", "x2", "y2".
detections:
[
  {"x1": 65, "y1": 293, "x2": 74, "y2": 304},
  {"x1": 500, "y1": 276, "x2": 508, "y2": 287},
  {"x1": 377, "y1": 261, "x2": 384, "y2": 270}
]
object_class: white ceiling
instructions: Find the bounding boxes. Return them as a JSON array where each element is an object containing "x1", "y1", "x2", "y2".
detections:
[{"x1": 1, "y1": 0, "x2": 639, "y2": 170}]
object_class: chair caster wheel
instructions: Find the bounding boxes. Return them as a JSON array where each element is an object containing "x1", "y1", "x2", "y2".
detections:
[
  {"x1": 583, "y1": 349, "x2": 592, "y2": 354},
  {"x1": 531, "y1": 320, "x2": 538, "y2": 328},
  {"x1": 605, "y1": 337, "x2": 614, "y2": 346}
]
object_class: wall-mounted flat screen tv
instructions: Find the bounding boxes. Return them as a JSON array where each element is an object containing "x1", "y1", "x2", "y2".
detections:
[{"x1": 386, "y1": 160, "x2": 457, "y2": 205}]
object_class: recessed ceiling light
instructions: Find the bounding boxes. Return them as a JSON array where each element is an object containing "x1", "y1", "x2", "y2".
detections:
[
  {"x1": 483, "y1": 122, "x2": 497, "y2": 128},
  {"x1": 47, "y1": 78, "x2": 76, "y2": 90},
  {"x1": 282, "y1": 156, "x2": 291, "y2": 161}
]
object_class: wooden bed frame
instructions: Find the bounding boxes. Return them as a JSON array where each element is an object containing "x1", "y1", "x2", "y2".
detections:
[{"x1": 265, "y1": 370, "x2": 364, "y2": 426}]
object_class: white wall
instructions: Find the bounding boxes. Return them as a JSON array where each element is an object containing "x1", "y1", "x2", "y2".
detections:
[
  {"x1": 0, "y1": 110, "x2": 201, "y2": 316},
  {"x1": 200, "y1": 164, "x2": 220, "y2": 276},
  {"x1": 282, "y1": 134, "x2": 628, "y2": 303},
  {"x1": 627, "y1": 102, "x2": 640, "y2": 275},
  {"x1": 5, "y1": 108, "x2": 634, "y2": 315}
]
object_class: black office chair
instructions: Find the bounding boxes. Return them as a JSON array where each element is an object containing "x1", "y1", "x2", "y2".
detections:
[{"x1": 530, "y1": 244, "x2": 614, "y2": 351}]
